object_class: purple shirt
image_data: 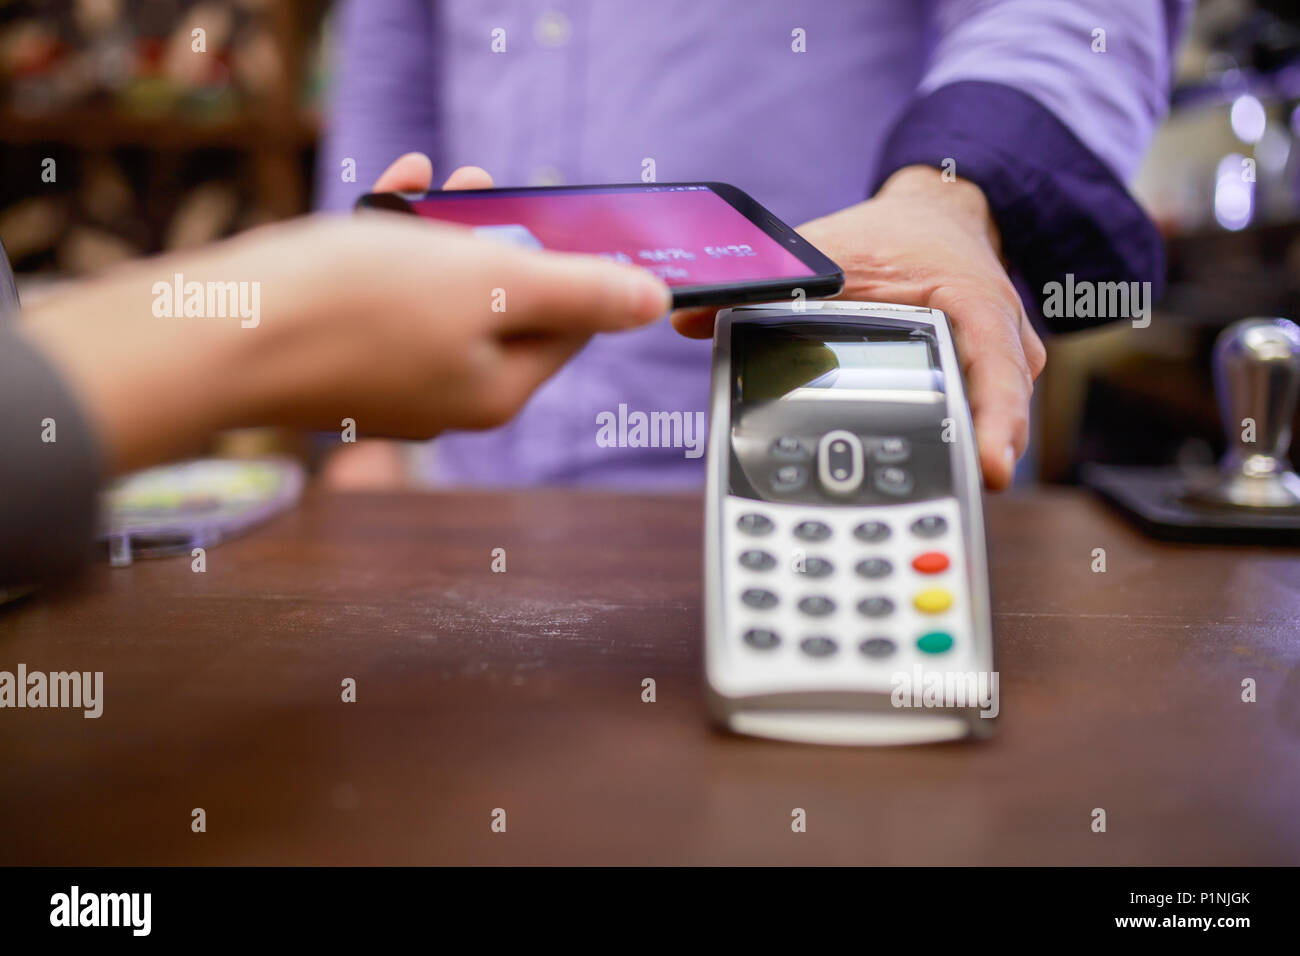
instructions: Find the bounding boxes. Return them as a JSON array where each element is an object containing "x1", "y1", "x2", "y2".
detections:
[{"x1": 319, "y1": 0, "x2": 1188, "y2": 489}]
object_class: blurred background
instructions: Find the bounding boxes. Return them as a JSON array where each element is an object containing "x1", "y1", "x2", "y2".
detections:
[
  {"x1": 0, "y1": 0, "x2": 326, "y2": 277},
  {"x1": 1, "y1": 0, "x2": 1298, "y2": 483}
]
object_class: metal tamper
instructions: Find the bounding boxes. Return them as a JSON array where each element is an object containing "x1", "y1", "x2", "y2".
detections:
[{"x1": 1182, "y1": 317, "x2": 1300, "y2": 511}]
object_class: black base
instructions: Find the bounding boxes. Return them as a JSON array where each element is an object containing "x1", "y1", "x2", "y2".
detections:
[{"x1": 1082, "y1": 463, "x2": 1300, "y2": 544}]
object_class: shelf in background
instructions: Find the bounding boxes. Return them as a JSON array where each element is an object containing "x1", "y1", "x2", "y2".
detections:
[{"x1": 0, "y1": 106, "x2": 319, "y2": 151}]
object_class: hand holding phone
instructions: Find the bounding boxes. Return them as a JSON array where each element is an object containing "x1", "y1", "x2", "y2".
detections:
[{"x1": 357, "y1": 182, "x2": 843, "y2": 310}]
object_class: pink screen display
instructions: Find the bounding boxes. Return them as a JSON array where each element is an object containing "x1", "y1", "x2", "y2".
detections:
[{"x1": 410, "y1": 186, "x2": 815, "y2": 287}]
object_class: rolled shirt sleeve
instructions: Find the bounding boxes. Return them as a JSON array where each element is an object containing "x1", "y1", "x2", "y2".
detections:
[
  {"x1": 873, "y1": 0, "x2": 1193, "y2": 331},
  {"x1": 0, "y1": 325, "x2": 103, "y2": 587}
]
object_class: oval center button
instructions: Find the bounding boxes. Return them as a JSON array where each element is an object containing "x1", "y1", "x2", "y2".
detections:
[
  {"x1": 911, "y1": 551, "x2": 950, "y2": 574},
  {"x1": 913, "y1": 588, "x2": 953, "y2": 614}
]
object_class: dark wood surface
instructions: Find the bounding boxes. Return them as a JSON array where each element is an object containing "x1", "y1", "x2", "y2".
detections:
[{"x1": 2, "y1": 487, "x2": 1297, "y2": 865}]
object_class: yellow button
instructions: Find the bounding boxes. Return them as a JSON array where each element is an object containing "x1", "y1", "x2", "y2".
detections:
[{"x1": 913, "y1": 588, "x2": 953, "y2": 614}]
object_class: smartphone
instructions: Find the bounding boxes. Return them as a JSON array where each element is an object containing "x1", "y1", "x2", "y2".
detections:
[
  {"x1": 356, "y1": 182, "x2": 844, "y2": 309},
  {"x1": 704, "y1": 300, "x2": 995, "y2": 745}
]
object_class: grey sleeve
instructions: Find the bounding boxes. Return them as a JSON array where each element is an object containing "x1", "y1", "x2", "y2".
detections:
[{"x1": 0, "y1": 326, "x2": 103, "y2": 587}]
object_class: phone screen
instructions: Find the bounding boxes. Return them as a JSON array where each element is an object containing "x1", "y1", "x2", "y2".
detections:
[{"x1": 406, "y1": 185, "x2": 817, "y2": 288}]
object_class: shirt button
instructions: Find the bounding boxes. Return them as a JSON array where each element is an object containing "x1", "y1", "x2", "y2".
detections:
[{"x1": 535, "y1": 11, "x2": 572, "y2": 47}]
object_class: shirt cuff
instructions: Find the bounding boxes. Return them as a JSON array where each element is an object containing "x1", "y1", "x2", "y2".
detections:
[
  {"x1": 0, "y1": 327, "x2": 103, "y2": 586},
  {"x1": 871, "y1": 80, "x2": 1165, "y2": 333}
]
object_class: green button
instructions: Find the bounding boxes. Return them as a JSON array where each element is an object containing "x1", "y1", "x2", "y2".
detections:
[{"x1": 916, "y1": 631, "x2": 954, "y2": 654}]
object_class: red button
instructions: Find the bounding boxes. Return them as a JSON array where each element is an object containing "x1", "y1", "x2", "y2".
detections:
[{"x1": 912, "y1": 552, "x2": 949, "y2": 574}]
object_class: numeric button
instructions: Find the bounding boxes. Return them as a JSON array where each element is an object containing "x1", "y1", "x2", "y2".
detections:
[
  {"x1": 742, "y1": 588, "x2": 778, "y2": 610},
  {"x1": 739, "y1": 549, "x2": 776, "y2": 571},
  {"x1": 800, "y1": 636, "x2": 838, "y2": 658},
  {"x1": 797, "y1": 595, "x2": 836, "y2": 617},
  {"x1": 854, "y1": 557, "x2": 893, "y2": 579},
  {"x1": 743, "y1": 628, "x2": 781, "y2": 650},
  {"x1": 793, "y1": 520, "x2": 831, "y2": 542},
  {"x1": 737, "y1": 513, "x2": 774, "y2": 536},
  {"x1": 858, "y1": 637, "x2": 898, "y2": 659},
  {"x1": 857, "y1": 596, "x2": 895, "y2": 618},
  {"x1": 797, "y1": 556, "x2": 834, "y2": 578},
  {"x1": 853, "y1": 520, "x2": 891, "y2": 543},
  {"x1": 910, "y1": 514, "x2": 947, "y2": 538}
]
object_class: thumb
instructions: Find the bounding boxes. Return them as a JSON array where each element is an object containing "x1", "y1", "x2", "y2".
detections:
[{"x1": 493, "y1": 252, "x2": 671, "y2": 337}]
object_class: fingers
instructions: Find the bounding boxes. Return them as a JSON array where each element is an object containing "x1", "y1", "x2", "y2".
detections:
[
  {"x1": 501, "y1": 334, "x2": 590, "y2": 405},
  {"x1": 441, "y1": 166, "x2": 494, "y2": 191},
  {"x1": 670, "y1": 306, "x2": 718, "y2": 339},
  {"x1": 372, "y1": 152, "x2": 434, "y2": 193},
  {"x1": 955, "y1": 317, "x2": 1033, "y2": 491},
  {"x1": 372, "y1": 154, "x2": 493, "y2": 194},
  {"x1": 455, "y1": 334, "x2": 589, "y2": 431},
  {"x1": 492, "y1": 252, "x2": 671, "y2": 337},
  {"x1": 967, "y1": 361, "x2": 1031, "y2": 491},
  {"x1": 1020, "y1": 312, "x2": 1047, "y2": 380},
  {"x1": 319, "y1": 441, "x2": 410, "y2": 491}
]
